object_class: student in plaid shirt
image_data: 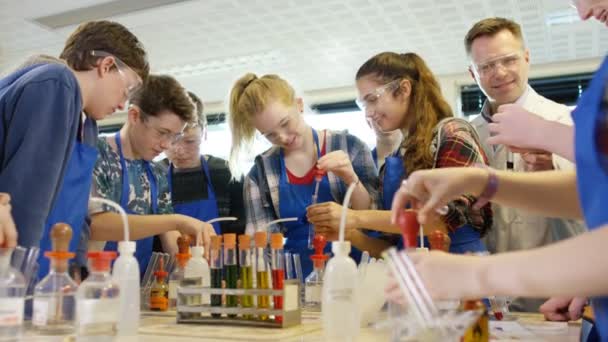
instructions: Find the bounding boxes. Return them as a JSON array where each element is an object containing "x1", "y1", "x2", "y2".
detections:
[
  {"x1": 227, "y1": 73, "x2": 379, "y2": 276},
  {"x1": 308, "y1": 52, "x2": 492, "y2": 257}
]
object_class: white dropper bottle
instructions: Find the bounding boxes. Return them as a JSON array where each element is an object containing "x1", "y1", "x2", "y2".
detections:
[
  {"x1": 321, "y1": 182, "x2": 360, "y2": 340},
  {"x1": 185, "y1": 217, "x2": 236, "y2": 305},
  {"x1": 90, "y1": 197, "x2": 139, "y2": 336}
]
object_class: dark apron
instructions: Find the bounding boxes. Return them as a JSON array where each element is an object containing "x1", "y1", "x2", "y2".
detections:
[{"x1": 168, "y1": 156, "x2": 221, "y2": 233}]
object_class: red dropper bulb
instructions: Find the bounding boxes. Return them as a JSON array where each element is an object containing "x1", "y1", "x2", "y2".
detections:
[
  {"x1": 310, "y1": 234, "x2": 328, "y2": 267},
  {"x1": 397, "y1": 210, "x2": 419, "y2": 249},
  {"x1": 428, "y1": 230, "x2": 451, "y2": 252},
  {"x1": 313, "y1": 168, "x2": 326, "y2": 181}
]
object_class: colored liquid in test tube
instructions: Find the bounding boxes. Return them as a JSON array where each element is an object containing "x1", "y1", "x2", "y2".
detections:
[
  {"x1": 270, "y1": 233, "x2": 285, "y2": 324},
  {"x1": 209, "y1": 235, "x2": 223, "y2": 318},
  {"x1": 238, "y1": 235, "x2": 253, "y2": 319},
  {"x1": 223, "y1": 234, "x2": 238, "y2": 318},
  {"x1": 254, "y1": 231, "x2": 270, "y2": 321},
  {"x1": 308, "y1": 168, "x2": 326, "y2": 249}
]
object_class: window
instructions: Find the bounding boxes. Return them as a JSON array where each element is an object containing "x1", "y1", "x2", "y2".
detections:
[{"x1": 460, "y1": 73, "x2": 592, "y2": 117}]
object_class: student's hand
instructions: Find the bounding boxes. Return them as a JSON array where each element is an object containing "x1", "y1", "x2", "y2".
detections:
[
  {"x1": 391, "y1": 168, "x2": 487, "y2": 225},
  {"x1": 487, "y1": 104, "x2": 547, "y2": 151},
  {"x1": 385, "y1": 250, "x2": 485, "y2": 302},
  {"x1": 306, "y1": 202, "x2": 359, "y2": 231},
  {"x1": 317, "y1": 151, "x2": 358, "y2": 185},
  {"x1": 175, "y1": 215, "x2": 216, "y2": 258},
  {"x1": 540, "y1": 297, "x2": 587, "y2": 321},
  {"x1": 0, "y1": 193, "x2": 17, "y2": 248},
  {"x1": 521, "y1": 152, "x2": 554, "y2": 171}
]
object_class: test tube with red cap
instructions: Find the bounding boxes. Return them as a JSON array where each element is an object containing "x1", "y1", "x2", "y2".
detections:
[{"x1": 270, "y1": 233, "x2": 285, "y2": 323}]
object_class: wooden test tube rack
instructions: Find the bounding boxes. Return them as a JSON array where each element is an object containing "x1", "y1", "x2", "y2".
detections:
[{"x1": 175, "y1": 279, "x2": 301, "y2": 328}]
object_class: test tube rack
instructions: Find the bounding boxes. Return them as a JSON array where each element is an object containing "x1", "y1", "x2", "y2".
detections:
[{"x1": 176, "y1": 279, "x2": 301, "y2": 328}]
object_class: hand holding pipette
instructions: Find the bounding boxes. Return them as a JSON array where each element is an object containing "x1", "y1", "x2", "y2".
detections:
[{"x1": 308, "y1": 168, "x2": 326, "y2": 249}]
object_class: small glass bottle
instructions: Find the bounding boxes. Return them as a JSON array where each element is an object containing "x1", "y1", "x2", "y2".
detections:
[
  {"x1": 238, "y1": 234, "x2": 253, "y2": 319},
  {"x1": 0, "y1": 247, "x2": 26, "y2": 341},
  {"x1": 304, "y1": 235, "x2": 328, "y2": 311},
  {"x1": 270, "y1": 233, "x2": 285, "y2": 324},
  {"x1": 76, "y1": 251, "x2": 120, "y2": 341},
  {"x1": 209, "y1": 235, "x2": 223, "y2": 318},
  {"x1": 254, "y1": 231, "x2": 270, "y2": 321},
  {"x1": 33, "y1": 223, "x2": 78, "y2": 335},
  {"x1": 461, "y1": 300, "x2": 490, "y2": 342},
  {"x1": 149, "y1": 256, "x2": 169, "y2": 312},
  {"x1": 223, "y1": 234, "x2": 238, "y2": 318},
  {"x1": 169, "y1": 235, "x2": 191, "y2": 310}
]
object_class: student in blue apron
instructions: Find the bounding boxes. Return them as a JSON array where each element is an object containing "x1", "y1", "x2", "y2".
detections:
[
  {"x1": 164, "y1": 91, "x2": 246, "y2": 236},
  {"x1": 0, "y1": 23, "x2": 149, "y2": 279},
  {"x1": 88, "y1": 75, "x2": 216, "y2": 276},
  {"x1": 227, "y1": 73, "x2": 379, "y2": 276},
  {"x1": 308, "y1": 52, "x2": 491, "y2": 257},
  {"x1": 386, "y1": 50, "x2": 608, "y2": 342}
]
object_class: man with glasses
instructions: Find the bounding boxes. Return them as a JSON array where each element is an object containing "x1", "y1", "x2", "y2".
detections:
[
  {"x1": 0, "y1": 21, "x2": 148, "y2": 272},
  {"x1": 465, "y1": 17, "x2": 586, "y2": 311},
  {"x1": 162, "y1": 91, "x2": 246, "y2": 236},
  {"x1": 89, "y1": 76, "x2": 216, "y2": 274}
]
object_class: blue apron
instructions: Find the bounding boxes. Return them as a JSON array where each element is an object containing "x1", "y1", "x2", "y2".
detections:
[
  {"x1": 381, "y1": 150, "x2": 487, "y2": 254},
  {"x1": 37, "y1": 119, "x2": 98, "y2": 279},
  {"x1": 104, "y1": 133, "x2": 158, "y2": 276},
  {"x1": 278, "y1": 129, "x2": 361, "y2": 276},
  {"x1": 168, "y1": 156, "x2": 221, "y2": 233},
  {"x1": 573, "y1": 55, "x2": 608, "y2": 340}
]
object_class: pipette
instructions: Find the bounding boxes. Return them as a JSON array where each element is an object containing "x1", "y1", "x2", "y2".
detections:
[{"x1": 308, "y1": 168, "x2": 327, "y2": 249}]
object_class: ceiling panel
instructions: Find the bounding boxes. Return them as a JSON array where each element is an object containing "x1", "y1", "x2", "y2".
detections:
[{"x1": 0, "y1": 0, "x2": 606, "y2": 105}]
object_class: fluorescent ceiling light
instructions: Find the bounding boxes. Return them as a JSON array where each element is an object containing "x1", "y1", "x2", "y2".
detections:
[
  {"x1": 32, "y1": 0, "x2": 194, "y2": 29},
  {"x1": 155, "y1": 50, "x2": 284, "y2": 77}
]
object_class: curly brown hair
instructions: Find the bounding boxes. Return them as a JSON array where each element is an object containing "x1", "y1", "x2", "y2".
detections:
[
  {"x1": 356, "y1": 52, "x2": 453, "y2": 173},
  {"x1": 60, "y1": 20, "x2": 149, "y2": 82},
  {"x1": 129, "y1": 75, "x2": 195, "y2": 123}
]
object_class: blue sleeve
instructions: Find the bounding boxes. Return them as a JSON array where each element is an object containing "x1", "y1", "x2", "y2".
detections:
[{"x1": 0, "y1": 79, "x2": 80, "y2": 247}]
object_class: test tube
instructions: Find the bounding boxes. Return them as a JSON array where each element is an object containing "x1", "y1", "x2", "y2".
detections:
[
  {"x1": 270, "y1": 233, "x2": 285, "y2": 324},
  {"x1": 210, "y1": 235, "x2": 223, "y2": 318},
  {"x1": 254, "y1": 231, "x2": 270, "y2": 321},
  {"x1": 238, "y1": 235, "x2": 253, "y2": 319},
  {"x1": 223, "y1": 234, "x2": 238, "y2": 318}
]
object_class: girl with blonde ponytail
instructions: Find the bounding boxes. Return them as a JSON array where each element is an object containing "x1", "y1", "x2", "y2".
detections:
[{"x1": 228, "y1": 73, "x2": 380, "y2": 275}]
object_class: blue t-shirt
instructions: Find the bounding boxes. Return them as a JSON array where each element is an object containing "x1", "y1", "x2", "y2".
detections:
[{"x1": 0, "y1": 63, "x2": 82, "y2": 247}]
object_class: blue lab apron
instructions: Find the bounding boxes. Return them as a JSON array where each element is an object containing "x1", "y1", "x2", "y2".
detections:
[
  {"x1": 104, "y1": 133, "x2": 158, "y2": 277},
  {"x1": 381, "y1": 151, "x2": 487, "y2": 254},
  {"x1": 573, "y1": 55, "x2": 608, "y2": 341},
  {"x1": 278, "y1": 129, "x2": 362, "y2": 276},
  {"x1": 168, "y1": 156, "x2": 221, "y2": 234},
  {"x1": 37, "y1": 125, "x2": 98, "y2": 279}
]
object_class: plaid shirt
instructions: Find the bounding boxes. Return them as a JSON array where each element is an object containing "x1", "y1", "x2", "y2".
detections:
[
  {"x1": 244, "y1": 129, "x2": 379, "y2": 235},
  {"x1": 430, "y1": 118, "x2": 493, "y2": 236}
]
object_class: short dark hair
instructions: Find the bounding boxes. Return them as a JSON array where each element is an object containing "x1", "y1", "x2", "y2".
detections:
[
  {"x1": 130, "y1": 75, "x2": 195, "y2": 123},
  {"x1": 187, "y1": 91, "x2": 207, "y2": 127},
  {"x1": 60, "y1": 20, "x2": 149, "y2": 81},
  {"x1": 464, "y1": 17, "x2": 524, "y2": 55}
]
